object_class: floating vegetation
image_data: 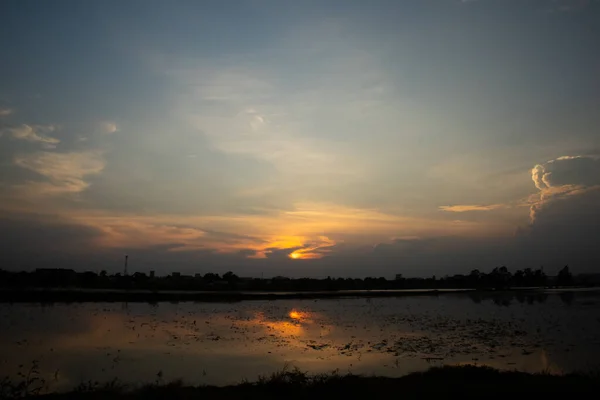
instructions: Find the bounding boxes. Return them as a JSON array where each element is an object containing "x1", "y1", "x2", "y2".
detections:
[{"x1": 0, "y1": 291, "x2": 598, "y2": 391}]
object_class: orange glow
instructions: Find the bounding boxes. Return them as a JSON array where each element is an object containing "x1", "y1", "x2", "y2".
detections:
[
  {"x1": 288, "y1": 310, "x2": 309, "y2": 321},
  {"x1": 263, "y1": 320, "x2": 303, "y2": 336},
  {"x1": 59, "y1": 201, "x2": 509, "y2": 261},
  {"x1": 245, "y1": 311, "x2": 309, "y2": 337}
]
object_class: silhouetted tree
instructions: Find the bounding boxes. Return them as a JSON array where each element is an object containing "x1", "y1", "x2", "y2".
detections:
[
  {"x1": 523, "y1": 268, "x2": 534, "y2": 285},
  {"x1": 223, "y1": 271, "x2": 239, "y2": 282},
  {"x1": 513, "y1": 270, "x2": 524, "y2": 286},
  {"x1": 533, "y1": 268, "x2": 547, "y2": 287},
  {"x1": 0, "y1": 265, "x2": 581, "y2": 293},
  {"x1": 133, "y1": 272, "x2": 147, "y2": 280},
  {"x1": 488, "y1": 266, "x2": 511, "y2": 289},
  {"x1": 202, "y1": 273, "x2": 221, "y2": 283},
  {"x1": 468, "y1": 269, "x2": 481, "y2": 288},
  {"x1": 557, "y1": 265, "x2": 573, "y2": 286}
]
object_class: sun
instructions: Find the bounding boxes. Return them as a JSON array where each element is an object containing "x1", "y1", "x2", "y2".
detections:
[{"x1": 289, "y1": 252, "x2": 301, "y2": 259}]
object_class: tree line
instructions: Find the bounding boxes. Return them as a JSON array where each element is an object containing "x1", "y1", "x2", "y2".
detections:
[{"x1": 0, "y1": 265, "x2": 583, "y2": 292}]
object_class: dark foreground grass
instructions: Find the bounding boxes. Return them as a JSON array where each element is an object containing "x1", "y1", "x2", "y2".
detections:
[{"x1": 3, "y1": 365, "x2": 599, "y2": 400}]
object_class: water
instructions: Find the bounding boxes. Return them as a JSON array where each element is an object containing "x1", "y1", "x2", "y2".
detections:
[{"x1": 1, "y1": 290, "x2": 599, "y2": 391}]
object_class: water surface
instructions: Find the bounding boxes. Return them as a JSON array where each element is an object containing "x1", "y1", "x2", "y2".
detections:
[{"x1": 1, "y1": 290, "x2": 599, "y2": 391}]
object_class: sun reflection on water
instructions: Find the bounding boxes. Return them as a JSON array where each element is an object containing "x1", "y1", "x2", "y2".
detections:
[
  {"x1": 1, "y1": 295, "x2": 594, "y2": 390},
  {"x1": 289, "y1": 310, "x2": 310, "y2": 321}
]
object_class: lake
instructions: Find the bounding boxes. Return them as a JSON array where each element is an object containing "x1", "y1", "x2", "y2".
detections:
[{"x1": 1, "y1": 289, "x2": 599, "y2": 392}]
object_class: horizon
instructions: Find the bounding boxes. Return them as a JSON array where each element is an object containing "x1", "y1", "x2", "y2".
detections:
[
  {"x1": 1, "y1": 0, "x2": 599, "y2": 278},
  {"x1": 3, "y1": 264, "x2": 591, "y2": 280}
]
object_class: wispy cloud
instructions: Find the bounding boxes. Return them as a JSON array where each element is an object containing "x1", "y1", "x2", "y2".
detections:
[
  {"x1": 168, "y1": 21, "x2": 395, "y2": 193},
  {"x1": 182, "y1": 72, "x2": 362, "y2": 181},
  {"x1": 91, "y1": 218, "x2": 207, "y2": 250},
  {"x1": 101, "y1": 121, "x2": 118, "y2": 134},
  {"x1": 0, "y1": 108, "x2": 14, "y2": 117},
  {"x1": 288, "y1": 236, "x2": 336, "y2": 259},
  {"x1": 13, "y1": 151, "x2": 105, "y2": 196},
  {"x1": 439, "y1": 204, "x2": 506, "y2": 212},
  {"x1": 1, "y1": 124, "x2": 60, "y2": 147},
  {"x1": 552, "y1": 155, "x2": 600, "y2": 162}
]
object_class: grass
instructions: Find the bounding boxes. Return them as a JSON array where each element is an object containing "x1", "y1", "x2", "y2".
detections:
[{"x1": 2, "y1": 365, "x2": 599, "y2": 399}]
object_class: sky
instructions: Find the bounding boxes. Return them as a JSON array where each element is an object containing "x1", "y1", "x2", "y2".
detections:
[{"x1": 1, "y1": 0, "x2": 599, "y2": 278}]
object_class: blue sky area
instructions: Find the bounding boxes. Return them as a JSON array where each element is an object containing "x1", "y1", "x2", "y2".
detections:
[{"x1": 1, "y1": 0, "x2": 599, "y2": 277}]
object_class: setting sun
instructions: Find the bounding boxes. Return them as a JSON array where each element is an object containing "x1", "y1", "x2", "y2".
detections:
[{"x1": 289, "y1": 252, "x2": 301, "y2": 259}]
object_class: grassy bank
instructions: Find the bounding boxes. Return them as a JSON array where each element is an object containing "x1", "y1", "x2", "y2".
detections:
[{"x1": 4, "y1": 366, "x2": 598, "y2": 399}]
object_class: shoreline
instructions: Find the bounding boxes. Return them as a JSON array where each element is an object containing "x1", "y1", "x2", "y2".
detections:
[
  {"x1": 0, "y1": 287, "x2": 472, "y2": 303},
  {"x1": 0, "y1": 286, "x2": 593, "y2": 303}
]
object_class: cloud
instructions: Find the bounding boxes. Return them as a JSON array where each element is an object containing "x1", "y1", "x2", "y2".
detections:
[
  {"x1": 532, "y1": 155, "x2": 600, "y2": 190},
  {"x1": 101, "y1": 121, "x2": 118, "y2": 134},
  {"x1": 62, "y1": 212, "x2": 267, "y2": 255},
  {"x1": 0, "y1": 108, "x2": 14, "y2": 117},
  {"x1": 3, "y1": 174, "x2": 599, "y2": 276},
  {"x1": 184, "y1": 81, "x2": 361, "y2": 180},
  {"x1": 87, "y1": 217, "x2": 207, "y2": 251},
  {"x1": 287, "y1": 236, "x2": 336, "y2": 259},
  {"x1": 1, "y1": 124, "x2": 60, "y2": 147},
  {"x1": 176, "y1": 68, "x2": 274, "y2": 103},
  {"x1": 531, "y1": 164, "x2": 546, "y2": 190},
  {"x1": 529, "y1": 155, "x2": 600, "y2": 221},
  {"x1": 328, "y1": 179, "x2": 600, "y2": 274},
  {"x1": 13, "y1": 151, "x2": 105, "y2": 196},
  {"x1": 403, "y1": 154, "x2": 600, "y2": 274},
  {"x1": 42, "y1": 199, "x2": 504, "y2": 264},
  {"x1": 439, "y1": 204, "x2": 506, "y2": 212},
  {"x1": 169, "y1": 22, "x2": 391, "y2": 192},
  {"x1": 513, "y1": 183, "x2": 600, "y2": 271}
]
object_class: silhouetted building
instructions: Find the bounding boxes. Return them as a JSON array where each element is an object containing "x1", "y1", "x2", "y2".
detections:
[{"x1": 149, "y1": 270, "x2": 155, "y2": 278}]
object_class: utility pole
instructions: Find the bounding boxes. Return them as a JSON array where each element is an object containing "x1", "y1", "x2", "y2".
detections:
[{"x1": 124, "y1": 255, "x2": 129, "y2": 276}]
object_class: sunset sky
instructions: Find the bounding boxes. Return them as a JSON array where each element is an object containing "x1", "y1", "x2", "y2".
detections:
[{"x1": 1, "y1": 0, "x2": 599, "y2": 277}]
